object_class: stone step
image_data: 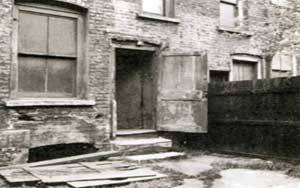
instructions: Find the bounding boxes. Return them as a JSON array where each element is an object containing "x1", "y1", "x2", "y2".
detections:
[
  {"x1": 110, "y1": 137, "x2": 172, "y2": 151},
  {"x1": 116, "y1": 129, "x2": 158, "y2": 138}
]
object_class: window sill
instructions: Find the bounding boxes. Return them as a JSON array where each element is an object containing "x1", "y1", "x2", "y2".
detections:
[
  {"x1": 4, "y1": 98, "x2": 96, "y2": 107},
  {"x1": 217, "y1": 26, "x2": 253, "y2": 36},
  {"x1": 137, "y1": 13, "x2": 180, "y2": 24}
]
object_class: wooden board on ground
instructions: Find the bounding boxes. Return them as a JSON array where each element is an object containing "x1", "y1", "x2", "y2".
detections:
[
  {"x1": 26, "y1": 151, "x2": 119, "y2": 167},
  {"x1": 67, "y1": 173, "x2": 167, "y2": 188},
  {"x1": 26, "y1": 166, "x2": 158, "y2": 183},
  {"x1": 0, "y1": 151, "x2": 119, "y2": 170},
  {"x1": 125, "y1": 152, "x2": 186, "y2": 161},
  {"x1": 80, "y1": 161, "x2": 138, "y2": 171},
  {"x1": 0, "y1": 168, "x2": 40, "y2": 183}
]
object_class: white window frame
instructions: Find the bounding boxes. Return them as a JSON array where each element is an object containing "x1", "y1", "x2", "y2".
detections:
[
  {"x1": 219, "y1": 0, "x2": 246, "y2": 29},
  {"x1": 141, "y1": 0, "x2": 175, "y2": 18}
]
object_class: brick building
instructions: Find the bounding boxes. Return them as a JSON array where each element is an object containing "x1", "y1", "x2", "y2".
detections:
[{"x1": 0, "y1": 0, "x2": 297, "y2": 164}]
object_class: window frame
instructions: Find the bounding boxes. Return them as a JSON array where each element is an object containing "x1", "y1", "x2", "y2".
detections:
[
  {"x1": 230, "y1": 54, "x2": 262, "y2": 81},
  {"x1": 11, "y1": 3, "x2": 88, "y2": 100},
  {"x1": 271, "y1": 53, "x2": 296, "y2": 78},
  {"x1": 219, "y1": 0, "x2": 239, "y2": 29},
  {"x1": 141, "y1": 0, "x2": 175, "y2": 18},
  {"x1": 209, "y1": 70, "x2": 230, "y2": 83}
]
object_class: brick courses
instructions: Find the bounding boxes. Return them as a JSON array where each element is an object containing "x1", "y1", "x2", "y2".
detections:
[{"x1": 0, "y1": 0, "x2": 268, "y2": 164}]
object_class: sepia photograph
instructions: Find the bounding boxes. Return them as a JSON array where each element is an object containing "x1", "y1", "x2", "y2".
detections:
[{"x1": 0, "y1": 0, "x2": 300, "y2": 187}]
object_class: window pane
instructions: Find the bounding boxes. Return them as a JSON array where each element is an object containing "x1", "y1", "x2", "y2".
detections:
[
  {"x1": 18, "y1": 56, "x2": 46, "y2": 92},
  {"x1": 47, "y1": 58, "x2": 76, "y2": 94},
  {"x1": 272, "y1": 70, "x2": 290, "y2": 78},
  {"x1": 48, "y1": 16, "x2": 77, "y2": 57},
  {"x1": 220, "y1": 3, "x2": 237, "y2": 28},
  {"x1": 210, "y1": 71, "x2": 229, "y2": 83},
  {"x1": 272, "y1": 53, "x2": 281, "y2": 70},
  {"x1": 281, "y1": 55, "x2": 292, "y2": 71},
  {"x1": 19, "y1": 11, "x2": 48, "y2": 54},
  {"x1": 142, "y1": 0, "x2": 164, "y2": 15}
]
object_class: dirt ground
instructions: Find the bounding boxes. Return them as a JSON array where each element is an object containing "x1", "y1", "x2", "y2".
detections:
[
  {"x1": 118, "y1": 151, "x2": 300, "y2": 188},
  {"x1": 2, "y1": 150, "x2": 300, "y2": 188}
]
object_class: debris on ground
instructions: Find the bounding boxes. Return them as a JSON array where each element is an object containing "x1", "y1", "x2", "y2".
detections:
[
  {"x1": 0, "y1": 161, "x2": 166, "y2": 187},
  {"x1": 1, "y1": 151, "x2": 300, "y2": 188}
]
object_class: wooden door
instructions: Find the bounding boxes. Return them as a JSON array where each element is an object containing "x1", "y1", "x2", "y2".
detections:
[{"x1": 157, "y1": 53, "x2": 208, "y2": 133}]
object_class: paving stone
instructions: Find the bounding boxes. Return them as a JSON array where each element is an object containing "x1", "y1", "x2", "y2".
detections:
[{"x1": 212, "y1": 169, "x2": 300, "y2": 188}]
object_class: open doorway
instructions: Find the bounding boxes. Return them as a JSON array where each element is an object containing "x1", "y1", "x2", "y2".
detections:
[{"x1": 115, "y1": 48, "x2": 155, "y2": 131}]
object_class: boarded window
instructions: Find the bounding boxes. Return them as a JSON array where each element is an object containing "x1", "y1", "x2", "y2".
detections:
[
  {"x1": 220, "y1": 0, "x2": 238, "y2": 28},
  {"x1": 271, "y1": 53, "x2": 292, "y2": 78},
  {"x1": 232, "y1": 60, "x2": 257, "y2": 81},
  {"x1": 210, "y1": 70, "x2": 229, "y2": 83},
  {"x1": 142, "y1": 0, "x2": 175, "y2": 17},
  {"x1": 16, "y1": 5, "x2": 83, "y2": 97}
]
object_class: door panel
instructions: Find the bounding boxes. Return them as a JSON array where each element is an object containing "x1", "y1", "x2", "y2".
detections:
[
  {"x1": 116, "y1": 57, "x2": 142, "y2": 130},
  {"x1": 157, "y1": 54, "x2": 208, "y2": 133}
]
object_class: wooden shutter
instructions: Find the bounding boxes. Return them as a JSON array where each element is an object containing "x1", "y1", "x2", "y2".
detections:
[
  {"x1": 233, "y1": 61, "x2": 256, "y2": 81},
  {"x1": 165, "y1": 0, "x2": 175, "y2": 17},
  {"x1": 157, "y1": 53, "x2": 208, "y2": 133}
]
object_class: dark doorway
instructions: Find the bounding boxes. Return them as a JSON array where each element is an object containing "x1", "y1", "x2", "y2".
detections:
[{"x1": 116, "y1": 49, "x2": 155, "y2": 130}]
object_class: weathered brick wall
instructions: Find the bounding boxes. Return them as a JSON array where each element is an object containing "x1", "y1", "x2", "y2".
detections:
[
  {"x1": 112, "y1": 0, "x2": 265, "y2": 71},
  {"x1": 0, "y1": 0, "x2": 268, "y2": 165},
  {"x1": 0, "y1": 0, "x2": 115, "y2": 165},
  {"x1": 204, "y1": 76, "x2": 300, "y2": 158}
]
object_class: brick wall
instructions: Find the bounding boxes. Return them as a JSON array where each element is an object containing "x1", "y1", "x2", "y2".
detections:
[
  {"x1": 0, "y1": 0, "x2": 268, "y2": 164},
  {"x1": 0, "y1": 0, "x2": 115, "y2": 165},
  {"x1": 112, "y1": 0, "x2": 266, "y2": 71}
]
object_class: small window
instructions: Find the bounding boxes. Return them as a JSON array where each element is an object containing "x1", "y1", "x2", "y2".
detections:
[
  {"x1": 142, "y1": 0, "x2": 175, "y2": 17},
  {"x1": 210, "y1": 71, "x2": 229, "y2": 83},
  {"x1": 271, "y1": 53, "x2": 293, "y2": 78},
  {"x1": 271, "y1": 0, "x2": 289, "y2": 7},
  {"x1": 232, "y1": 60, "x2": 257, "y2": 81},
  {"x1": 220, "y1": 0, "x2": 238, "y2": 28}
]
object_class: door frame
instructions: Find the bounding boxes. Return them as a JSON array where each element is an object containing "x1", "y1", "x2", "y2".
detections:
[{"x1": 110, "y1": 44, "x2": 158, "y2": 138}]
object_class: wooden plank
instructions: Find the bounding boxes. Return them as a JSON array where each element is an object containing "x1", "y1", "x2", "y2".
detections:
[
  {"x1": 27, "y1": 167, "x2": 158, "y2": 183},
  {"x1": 1, "y1": 151, "x2": 117, "y2": 169},
  {"x1": 80, "y1": 161, "x2": 137, "y2": 171},
  {"x1": 165, "y1": 0, "x2": 175, "y2": 17},
  {"x1": 125, "y1": 152, "x2": 186, "y2": 161},
  {"x1": 0, "y1": 168, "x2": 40, "y2": 183},
  {"x1": 110, "y1": 138, "x2": 172, "y2": 147},
  {"x1": 28, "y1": 151, "x2": 118, "y2": 167},
  {"x1": 67, "y1": 173, "x2": 167, "y2": 188}
]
